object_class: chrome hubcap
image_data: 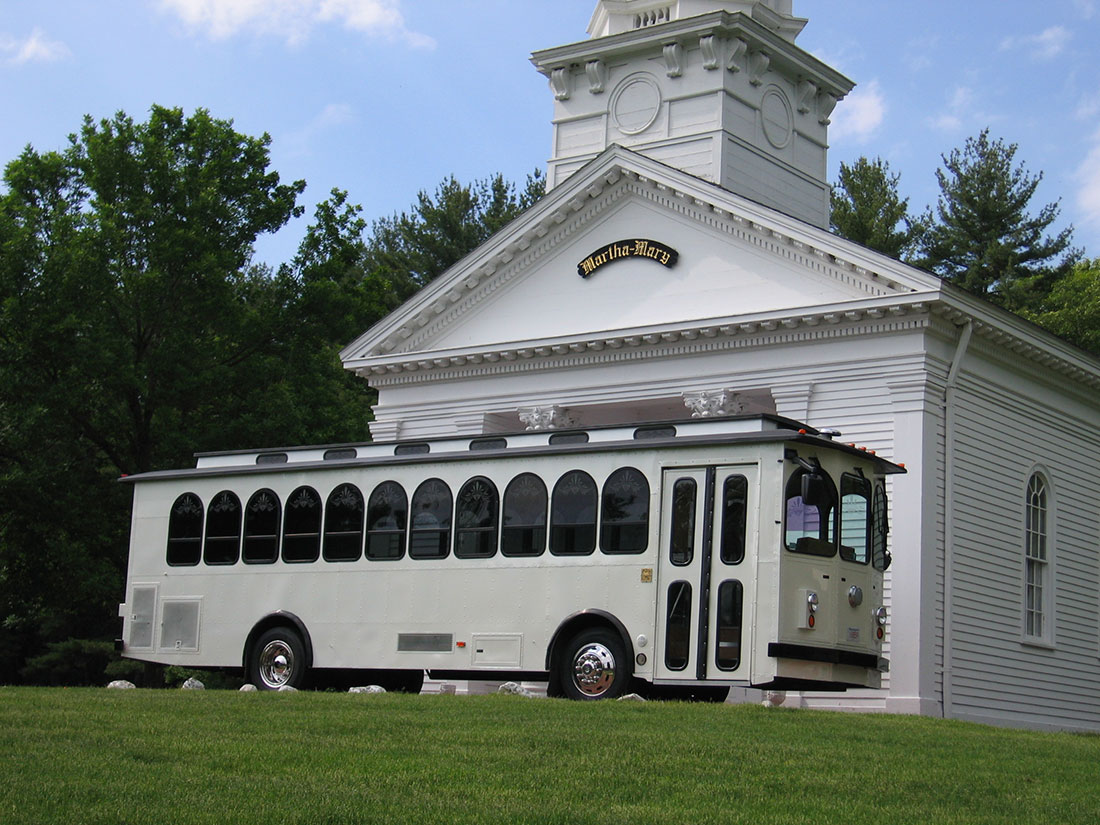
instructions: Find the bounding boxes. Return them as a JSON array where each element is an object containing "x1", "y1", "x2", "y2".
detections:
[
  {"x1": 572, "y1": 642, "x2": 616, "y2": 697},
  {"x1": 259, "y1": 640, "x2": 294, "y2": 688}
]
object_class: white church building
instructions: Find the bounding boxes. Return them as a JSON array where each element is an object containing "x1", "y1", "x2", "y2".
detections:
[{"x1": 341, "y1": 0, "x2": 1100, "y2": 731}]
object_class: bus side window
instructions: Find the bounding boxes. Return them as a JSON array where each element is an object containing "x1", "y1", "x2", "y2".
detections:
[
  {"x1": 550, "y1": 471, "x2": 597, "y2": 556},
  {"x1": 167, "y1": 493, "x2": 203, "y2": 566},
  {"x1": 784, "y1": 467, "x2": 837, "y2": 556},
  {"x1": 501, "y1": 473, "x2": 547, "y2": 557},
  {"x1": 283, "y1": 486, "x2": 322, "y2": 563},
  {"x1": 600, "y1": 467, "x2": 649, "y2": 554},
  {"x1": 839, "y1": 473, "x2": 871, "y2": 564},
  {"x1": 719, "y1": 475, "x2": 748, "y2": 565},
  {"x1": 243, "y1": 489, "x2": 280, "y2": 564},
  {"x1": 366, "y1": 481, "x2": 407, "y2": 560},
  {"x1": 872, "y1": 481, "x2": 890, "y2": 571},
  {"x1": 409, "y1": 479, "x2": 452, "y2": 559},
  {"x1": 323, "y1": 484, "x2": 365, "y2": 562},
  {"x1": 455, "y1": 477, "x2": 499, "y2": 559},
  {"x1": 204, "y1": 491, "x2": 242, "y2": 566}
]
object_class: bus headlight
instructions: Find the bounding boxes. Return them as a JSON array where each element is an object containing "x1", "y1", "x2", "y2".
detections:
[
  {"x1": 807, "y1": 592, "x2": 820, "y2": 613},
  {"x1": 874, "y1": 606, "x2": 887, "y2": 626}
]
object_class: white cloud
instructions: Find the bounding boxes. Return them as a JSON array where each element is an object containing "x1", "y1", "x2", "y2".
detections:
[
  {"x1": 283, "y1": 103, "x2": 356, "y2": 157},
  {"x1": 1075, "y1": 126, "x2": 1100, "y2": 231},
  {"x1": 157, "y1": 0, "x2": 434, "y2": 48},
  {"x1": 830, "y1": 79, "x2": 885, "y2": 143},
  {"x1": 929, "y1": 86, "x2": 975, "y2": 133},
  {"x1": 0, "y1": 28, "x2": 71, "y2": 65},
  {"x1": 1073, "y1": 0, "x2": 1095, "y2": 19},
  {"x1": 999, "y1": 25, "x2": 1071, "y2": 60}
]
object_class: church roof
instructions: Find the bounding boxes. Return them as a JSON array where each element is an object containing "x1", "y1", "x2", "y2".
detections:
[{"x1": 341, "y1": 145, "x2": 1100, "y2": 393}]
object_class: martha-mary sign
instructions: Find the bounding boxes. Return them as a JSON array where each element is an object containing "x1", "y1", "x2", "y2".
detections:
[{"x1": 577, "y1": 239, "x2": 679, "y2": 279}]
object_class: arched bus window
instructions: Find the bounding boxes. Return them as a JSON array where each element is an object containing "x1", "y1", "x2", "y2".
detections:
[
  {"x1": 455, "y1": 477, "x2": 499, "y2": 559},
  {"x1": 243, "y1": 489, "x2": 280, "y2": 564},
  {"x1": 323, "y1": 484, "x2": 364, "y2": 562},
  {"x1": 839, "y1": 473, "x2": 871, "y2": 564},
  {"x1": 409, "y1": 479, "x2": 452, "y2": 559},
  {"x1": 501, "y1": 473, "x2": 547, "y2": 557},
  {"x1": 204, "y1": 491, "x2": 241, "y2": 566},
  {"x1": 872, "y1": 481, "x2": 891, "y2": 571},
  {"x1": 366, "y1": 481, "x2": 407, "y2": 560},
  {"x1": 283, "y1": 486, "x2": 322, "y2": 563},
  {"x1": 550, "y1": 471, "x2": 597, "y2": 556},
  {"x1": 167, "y1": 493, "x2": 203, "y2": 566},
  {"x1": 719, "y1": 475, "x2": 748, "y2": 565},
  {"x1": 784, "y1": 466, "x2": 837, "y2": 556},
  {"x1": 599, "y1": 467, "x2": 649, "y2": 554}
]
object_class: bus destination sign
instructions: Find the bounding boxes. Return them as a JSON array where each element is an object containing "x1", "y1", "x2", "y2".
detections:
[{"x1": 577, "y1": 239, "x2": 679, "y2": 279}]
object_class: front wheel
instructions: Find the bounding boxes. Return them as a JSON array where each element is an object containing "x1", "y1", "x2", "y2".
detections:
[
  {"x1": 249, "y1": 627, "x2": 308, "y2": 690},
  {"x1": 557, "y1": 628, "x2": 630, "y2": 700}
]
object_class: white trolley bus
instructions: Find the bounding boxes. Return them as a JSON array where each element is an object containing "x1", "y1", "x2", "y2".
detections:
[{"x1": 118, "y1": 415, "x2": 902, "y2": 699}]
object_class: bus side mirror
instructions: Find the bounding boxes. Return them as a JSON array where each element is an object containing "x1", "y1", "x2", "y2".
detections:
[{"x1": 801, "y1": 473, "x2": 826, "y2": 506}]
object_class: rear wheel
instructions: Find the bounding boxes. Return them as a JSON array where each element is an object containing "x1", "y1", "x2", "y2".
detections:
[
  {"x1": 558, "y1": 628, "x2": 630, "y2": 700},
  {"x1": 249, "y1": 627, "x2": 307, "y2": 690}
]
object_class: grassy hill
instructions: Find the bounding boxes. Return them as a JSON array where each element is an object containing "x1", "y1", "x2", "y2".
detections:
[{"x1": 1, "y1": 687, "x2": 1096, "y2": 824}]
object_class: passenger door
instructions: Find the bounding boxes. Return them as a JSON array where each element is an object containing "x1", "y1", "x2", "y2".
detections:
[{"x1": 653, "y1": 465, "x2": 758, "y2": 683}]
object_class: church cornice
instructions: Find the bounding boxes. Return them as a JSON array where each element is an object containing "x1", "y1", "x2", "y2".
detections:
[
  {"x1": 354, "y1": 295, "x2": 934, "y2": 386},
  {"x1": 531, "y1": 9, "x2": 853, "y2": 99}
]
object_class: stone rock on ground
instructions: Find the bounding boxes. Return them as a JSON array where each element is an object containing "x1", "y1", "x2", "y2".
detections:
[
  {"x1": 106, "y1": 680, "x2": 136, "y2": 690},
  {"x1": 349, "y1": 685, "x2": 386, "y2": 694}
]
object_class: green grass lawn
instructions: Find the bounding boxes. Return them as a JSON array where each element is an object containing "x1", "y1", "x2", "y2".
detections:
[{"x1": 0, "y1": 687, "x2": 1097, "y2": 825}]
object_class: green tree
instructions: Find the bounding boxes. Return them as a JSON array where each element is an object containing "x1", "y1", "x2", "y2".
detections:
[
  {"x1": 830, "y1": 156, "x2": 927, "y2": 260},
  {"x1": 919, "y1": 129, "x2": 1078, "y2": 312},
  {"x1": 364, "y1": 170, "x2": 544, "y2": 301},
  {"x1": 0, "y1": 108, "x2": 376, "y2": 680},
  {"x1": 1024, "y1": 258, "x2": 1100, "y2": 357}
]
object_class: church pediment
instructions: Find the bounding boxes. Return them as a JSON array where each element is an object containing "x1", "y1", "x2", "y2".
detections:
[{"x1": 341, "y1": 146, "x2": 942, "y2": 375}]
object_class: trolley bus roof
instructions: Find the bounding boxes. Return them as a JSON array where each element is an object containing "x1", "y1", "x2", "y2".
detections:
[{"x1": 119, "y1": 414, "x2": 906, "y2": 484}]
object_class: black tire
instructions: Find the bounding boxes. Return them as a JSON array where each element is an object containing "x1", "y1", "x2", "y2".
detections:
[
  {"x1": 557, "y1": 627, "x2": 631, "y2": 700},
  {"x1": 249, "y1": 627, "x2": 308, "y2": 690}
]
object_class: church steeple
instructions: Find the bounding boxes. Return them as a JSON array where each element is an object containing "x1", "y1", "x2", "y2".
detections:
[{"x1": 531, "y1": 0, "x2": 853, "y2": 228}]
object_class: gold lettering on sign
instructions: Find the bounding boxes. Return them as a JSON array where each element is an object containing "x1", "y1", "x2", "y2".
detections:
[{"x1": 577, "y1": 239, "x2": 679, "y2": 278}]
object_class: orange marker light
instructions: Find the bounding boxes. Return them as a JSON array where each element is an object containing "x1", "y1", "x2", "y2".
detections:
[
  {"x1": 808, "y1": 615, "x2": 815, "y2": 628},
  {"x1": 456, "y1": 641, "x2": 466, "y2": 648}
]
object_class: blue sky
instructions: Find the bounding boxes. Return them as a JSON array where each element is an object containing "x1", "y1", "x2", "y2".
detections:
[{"x1": 3, "y1": 1, "x2": 1099, "y2": 267}]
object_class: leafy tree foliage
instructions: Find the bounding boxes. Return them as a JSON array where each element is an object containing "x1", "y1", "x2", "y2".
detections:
[
  {"x1": 830, "y1": 156, "x2": 927, "y2": 261},
  {"x1": 363, "y1": 171, "x2": 544, "y2": 301},
  {"x1": 918, "y1": 129, "x2": 1078, "y2": 312},
  {"x1": 0, "y1": 108, "x2": 378, "y2": 680},
  {"x1": 1024, "y1": 258, "x2": 1100, "y2": 357}
]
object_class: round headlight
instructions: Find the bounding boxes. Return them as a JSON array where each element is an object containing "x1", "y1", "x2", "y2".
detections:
[
  {"x1": 874, "y1": 606, "x2": 888, "y2": 626},
  {"x1": 807, "y1": 591, "x2": 819, "y2": 613}
]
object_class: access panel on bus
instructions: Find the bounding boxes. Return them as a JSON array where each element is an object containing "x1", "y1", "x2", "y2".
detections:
[{"x1": 652, "y1": 464, "x2": 759, "y2": 685}]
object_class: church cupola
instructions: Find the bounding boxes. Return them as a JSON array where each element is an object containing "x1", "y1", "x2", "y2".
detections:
[{"x1": 531, "y1": 0, "x2": 853, "y2": 228}]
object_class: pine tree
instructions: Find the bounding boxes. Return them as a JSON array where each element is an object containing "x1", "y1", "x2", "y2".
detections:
[
  {"x1": 830, "y1": 156, "x2": 926, "y2": 261},
  {"x1": 919, "y1": 129, "x2": 1077, "y2": 312}
]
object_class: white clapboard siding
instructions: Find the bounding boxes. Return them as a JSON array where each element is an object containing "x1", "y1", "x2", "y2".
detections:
[{"x1": 948, "y1": 361, "x2": 1100, "y2": 731}]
